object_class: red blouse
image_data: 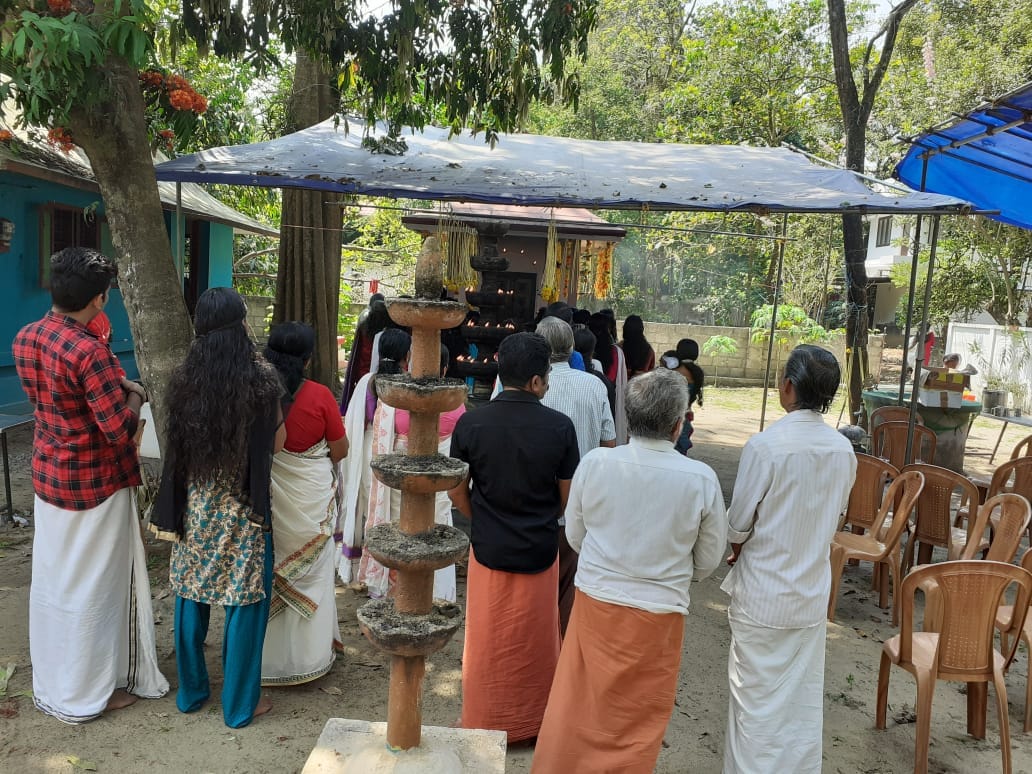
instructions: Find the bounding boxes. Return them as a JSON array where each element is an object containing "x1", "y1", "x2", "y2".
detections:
[{"x1": 285, "y1": 380, "x2": 346, "y2": 452}]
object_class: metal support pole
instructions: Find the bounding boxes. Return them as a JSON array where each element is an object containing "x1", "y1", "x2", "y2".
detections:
[
  {"x1": 759, "y1": 215, "x2": 788, "y2": 431},
  {"x1": 899, "y1": 157, "x2": 930, "y2": 404},
  {"x1": 905, "y1": 216, "x2": 941, "y2": 465},
  {"x1": 898, "y1": 215, "x2": 923, "y2": 403},
  {"x1": 175, "y1": 183, "x2": 185, "y2": 283}
]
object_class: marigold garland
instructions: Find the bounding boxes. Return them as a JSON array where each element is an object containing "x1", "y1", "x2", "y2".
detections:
[{"x1": 593, "y1": 242, "x2": 614, "y2": 299}]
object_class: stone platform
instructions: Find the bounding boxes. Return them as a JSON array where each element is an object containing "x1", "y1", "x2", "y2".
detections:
[{"x1": 302, "y1": 719, "x2": 507, "y2": 773}]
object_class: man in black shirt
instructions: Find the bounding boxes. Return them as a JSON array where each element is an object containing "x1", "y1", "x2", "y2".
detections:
[{"x1": 449, "y1": 332, "x2": 579, "y2": 744}]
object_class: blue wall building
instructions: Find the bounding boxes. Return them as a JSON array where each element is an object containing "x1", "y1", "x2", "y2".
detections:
[{"x1": 0, "y1": 128, "x2": 276, "y2": 409}]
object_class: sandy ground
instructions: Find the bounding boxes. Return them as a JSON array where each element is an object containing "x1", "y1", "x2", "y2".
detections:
[{"x1": 2, "y1": 381, "x2": 1032, "y2": 773}]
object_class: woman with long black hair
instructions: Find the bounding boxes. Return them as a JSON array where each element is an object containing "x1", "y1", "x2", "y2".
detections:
[
  {"x1": 152, "y1": 287, "x2": 284, "y2": 728},
  {"x1": 589, "y1": 313, "x2": 628, "y2": 444},
  {"x1": 338, "y1": 328, "x2": 411, "y2": 584},
  {"x1": 340, "y1": 296, "x2": 392, "y2": 411},
  {"x1": 620, "y1": 314, "x2": 656, "y2": 379},
  {"x1": 261, "y1": 322, "x2": 349, "y2": 686}
]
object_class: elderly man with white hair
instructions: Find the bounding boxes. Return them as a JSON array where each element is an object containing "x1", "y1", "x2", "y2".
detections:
[
  {"x1": 532, "y1": 368, "x2": 728, "y2": 773},
  {"x1": 535, "y1": 315, "x2": 617, "y2": 636}
]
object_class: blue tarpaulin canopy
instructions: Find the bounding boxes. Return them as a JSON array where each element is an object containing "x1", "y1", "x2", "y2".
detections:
[{"x1": 895, "y1": 81, "x2": 1032, "y2": 230}]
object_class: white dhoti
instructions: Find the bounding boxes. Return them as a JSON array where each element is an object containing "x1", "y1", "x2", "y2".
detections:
[
  {"x1": 262, "y1": 444, "x2": 342, "y2": 685},
  {"x1": 724, "y1": 610, "x2": 826, "y2": 774},
  {"x1": 31, "y1": 488, "x2": 169, "y2": 723}
]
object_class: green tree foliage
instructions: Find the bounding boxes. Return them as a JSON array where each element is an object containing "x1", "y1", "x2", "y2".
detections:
[
  {"x1": 664, "y1": 0, "x2": 837, "y2": 147},
  {"x1": 531, "y1": 0, "x2": 844, "y2": 324},
  {"x1": 750, "y1": 302, "x2": 830, "y2": 380},
  {"x1": 0, "y1": 0, "x2": 599, "y2": 439},
  {"x1": 750, "y1": 303, "x2": 830, "y2": 345},
  {"x1": 702, "y1": 334, "x2": 738, "y2": 386},
  {"x1": 891, "y1": 218, "x2": 1032, "y2": 329}
]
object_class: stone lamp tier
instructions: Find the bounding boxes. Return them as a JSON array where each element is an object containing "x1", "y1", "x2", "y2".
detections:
[{"x1": 385, "y1": 299, "x2": 467, "y2": 330}]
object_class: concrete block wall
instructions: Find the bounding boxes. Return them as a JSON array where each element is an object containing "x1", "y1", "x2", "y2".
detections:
[
  {"x1": 642, "y1": 322, "x2": 885, "y2": 387},
  {"x1": 243, "y1": 295, "x2": 274, "y2": 343}
]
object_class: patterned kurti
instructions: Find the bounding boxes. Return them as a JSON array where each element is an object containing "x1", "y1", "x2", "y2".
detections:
[{"x1": 170, "y1": 479, "x2": 266, "y2": 607}]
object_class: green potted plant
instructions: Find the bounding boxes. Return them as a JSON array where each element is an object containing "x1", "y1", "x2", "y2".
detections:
[{"x1": 969, "y1": 340, "x2": 1006, "y2": 411}]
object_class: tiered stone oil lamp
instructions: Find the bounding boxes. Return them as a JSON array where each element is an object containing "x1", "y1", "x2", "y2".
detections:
[{"x1": 355, "y1": 235, "x2": 471, "y2": 756}]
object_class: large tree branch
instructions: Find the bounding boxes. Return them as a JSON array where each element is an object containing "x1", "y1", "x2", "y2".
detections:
[
  {"x1": 825, "y1": 0, "x2": 860, "y2": 123},
  {"x1": 859, "y1": 0, "x2": 921, "y2": 118}
]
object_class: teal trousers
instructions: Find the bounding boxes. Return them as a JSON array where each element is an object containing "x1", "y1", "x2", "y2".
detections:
[{"x1": 174, "y1": 532, "x2": 273, "y2": 728}]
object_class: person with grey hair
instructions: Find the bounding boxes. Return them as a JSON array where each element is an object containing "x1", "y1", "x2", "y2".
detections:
[
  {"x1": 721, "y1": 344, "x2": 857, "y2": 774},
  {"x1": 535, "y1": 315, "x2": 617, "y2": 636},
  {"x1": 532, "y1": 368, "x2": 726, "y2": 772}
]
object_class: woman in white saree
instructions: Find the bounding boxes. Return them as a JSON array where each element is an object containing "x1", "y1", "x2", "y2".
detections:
[
  {"x1": 261, "y1": 323, "x2": 349, "y2": 685},
  {"x1": 340, "y1": 330, "x2": 460, "y2": 602}
]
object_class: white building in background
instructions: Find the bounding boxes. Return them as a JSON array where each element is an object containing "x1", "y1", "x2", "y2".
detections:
[{"x1": 864, "y1": 213, "x2": 916, "y2": 330}]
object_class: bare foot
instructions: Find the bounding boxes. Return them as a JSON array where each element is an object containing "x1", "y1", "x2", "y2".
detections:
[
  {"x1": 105, "y1": 689, "x2": 138, "y2": 712},
  {"x1": 253, "y1": 696, "x2": 272, "y2": 719}
]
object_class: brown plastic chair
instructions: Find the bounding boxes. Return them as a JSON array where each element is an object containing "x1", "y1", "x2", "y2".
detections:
[
  {"x1": 994, "y1": 549, "x2": 1032, "y2": 733},
  {"x1": 842, "y1": 454, "x2": 899, "y2": 585},
  {"x1": 877, "y1": 560, "x2": 1032, "y2": 774},
  {"x1": 870, "y1": 405, "x2": 925, "y2": 428},
  {"x1": 828, "y1": 470, "x2": 925, "y2": 626},
  {"x1": 970, "y1": 433, "x2": 1032, "y2": 494},
  {"x1": 921, "y1": 494, "x2": 1031, "y2": 633},
  {"x1": 956, "y1": 494, "x2": 1032, "y2": 563},
  {"x1": 900, "y1": 464, "x2": 981, "y2": 573},
  {"x1": 957, "y1": 457, "x2": 1032, "y2": 546},
  {"x1": 841, "y1": 454, "x2": 898, "y2": 535},
  {"x1": 1011, "y1": 433, "x2": 1032, "y2": 461},
  {"x1": 871, "y1": 421, "x2": 938, "y2": 469}
]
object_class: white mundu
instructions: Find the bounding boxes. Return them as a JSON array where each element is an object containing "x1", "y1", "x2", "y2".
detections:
[
  {"x1": 32, "y1": 489, "x2": 168, "y2": 723},
  {"x1": 722, "y1": 408, "x2": 856, "y2": 774}
]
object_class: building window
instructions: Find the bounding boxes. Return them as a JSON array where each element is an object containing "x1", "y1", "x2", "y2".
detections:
[
  {"x1": 875, "y1": 216, "x2": 893, "y2": 248},
  {"x1": 38, "y1": 204, "x2": 103, "y2": 288}
]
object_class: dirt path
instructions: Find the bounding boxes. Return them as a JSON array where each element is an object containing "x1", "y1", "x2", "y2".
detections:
[{"x1": 1, "y1": 388, "x2": 1032, "y2": 773}]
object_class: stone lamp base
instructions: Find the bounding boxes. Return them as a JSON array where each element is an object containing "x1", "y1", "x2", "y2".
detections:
[{"x1": 302, "y1": 720, "x2": 507, "y2": 774}]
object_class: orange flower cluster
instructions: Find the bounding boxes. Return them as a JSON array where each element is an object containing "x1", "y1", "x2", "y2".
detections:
[
  {"x1": 46, "y1": 0, "x2": 72, "y2": 15},
  {"x1": 47, "y1": 127, "x2": 75, "y2": 153},
  {"x1": 138, "y1": 70, "x2": 208, "y2": 114},
  {"x1": 0, "y1": 130, "x2": 13, "y2": 142},
  {"x1": 157, "y1": 129, "x2": 175, "y2": 151},
  {"x1": 139, "y1": 70, "x2": 163, "y2": 88}
]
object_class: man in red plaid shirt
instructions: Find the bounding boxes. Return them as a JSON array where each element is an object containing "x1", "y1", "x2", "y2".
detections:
[{"x1": 13, "y1": 246, "x2": 168, "y2": 723}]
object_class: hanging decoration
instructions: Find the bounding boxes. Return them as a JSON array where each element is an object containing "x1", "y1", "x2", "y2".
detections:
[
  {"x1": 593, "y1": 242, "x2": 614, "y2": 299},
  {"x1": 540, "y1": 213, "x2": 560, "y2": 303},
  {"x1": 437, "y1": 218, "x2": 479, "y2": 293},
  {"x1": 580, "y1": 240, "x2": 597, "y2": 298},
  {"x1": 558, "y1": 240, "x2": 578, "y2": 300}
]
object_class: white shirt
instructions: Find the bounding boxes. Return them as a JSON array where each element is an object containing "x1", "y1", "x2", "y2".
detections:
[
  {"x1": 541, "y1": 361, "x2": 616, "y2": 460},
  {"x1": 566, "y1": 437, "x2": 728, "y2": 615},
  {"x1": 721, "y1": 410, "x2": 856, "y2": 629}
]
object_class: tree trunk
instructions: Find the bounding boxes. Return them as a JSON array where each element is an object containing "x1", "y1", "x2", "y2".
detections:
[
  {"x1": 827, "y1": 0, "x2": 918, "y2": 427},
  {"x1": 273, "y1": 54, "x2": 343, "y2": 393},
  {"x1": 839, "y1": 117, "x2": 870, "y2": 425},
  {"x1": 68, "y1": 56, "x2": 193, "y2": 447}
]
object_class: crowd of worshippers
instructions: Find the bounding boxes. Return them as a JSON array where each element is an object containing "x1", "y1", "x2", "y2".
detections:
[{"x1": 14, "y1": 245, "x2": 858, "y2": 774}]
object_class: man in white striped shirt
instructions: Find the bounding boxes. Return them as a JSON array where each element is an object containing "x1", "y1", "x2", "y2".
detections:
[
  {"x1": 536, "y1": 316, "x2": 616, "y2": 635},
  {"x1": 721, "y1": 344, "x2": 856, "y2": 774}
]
